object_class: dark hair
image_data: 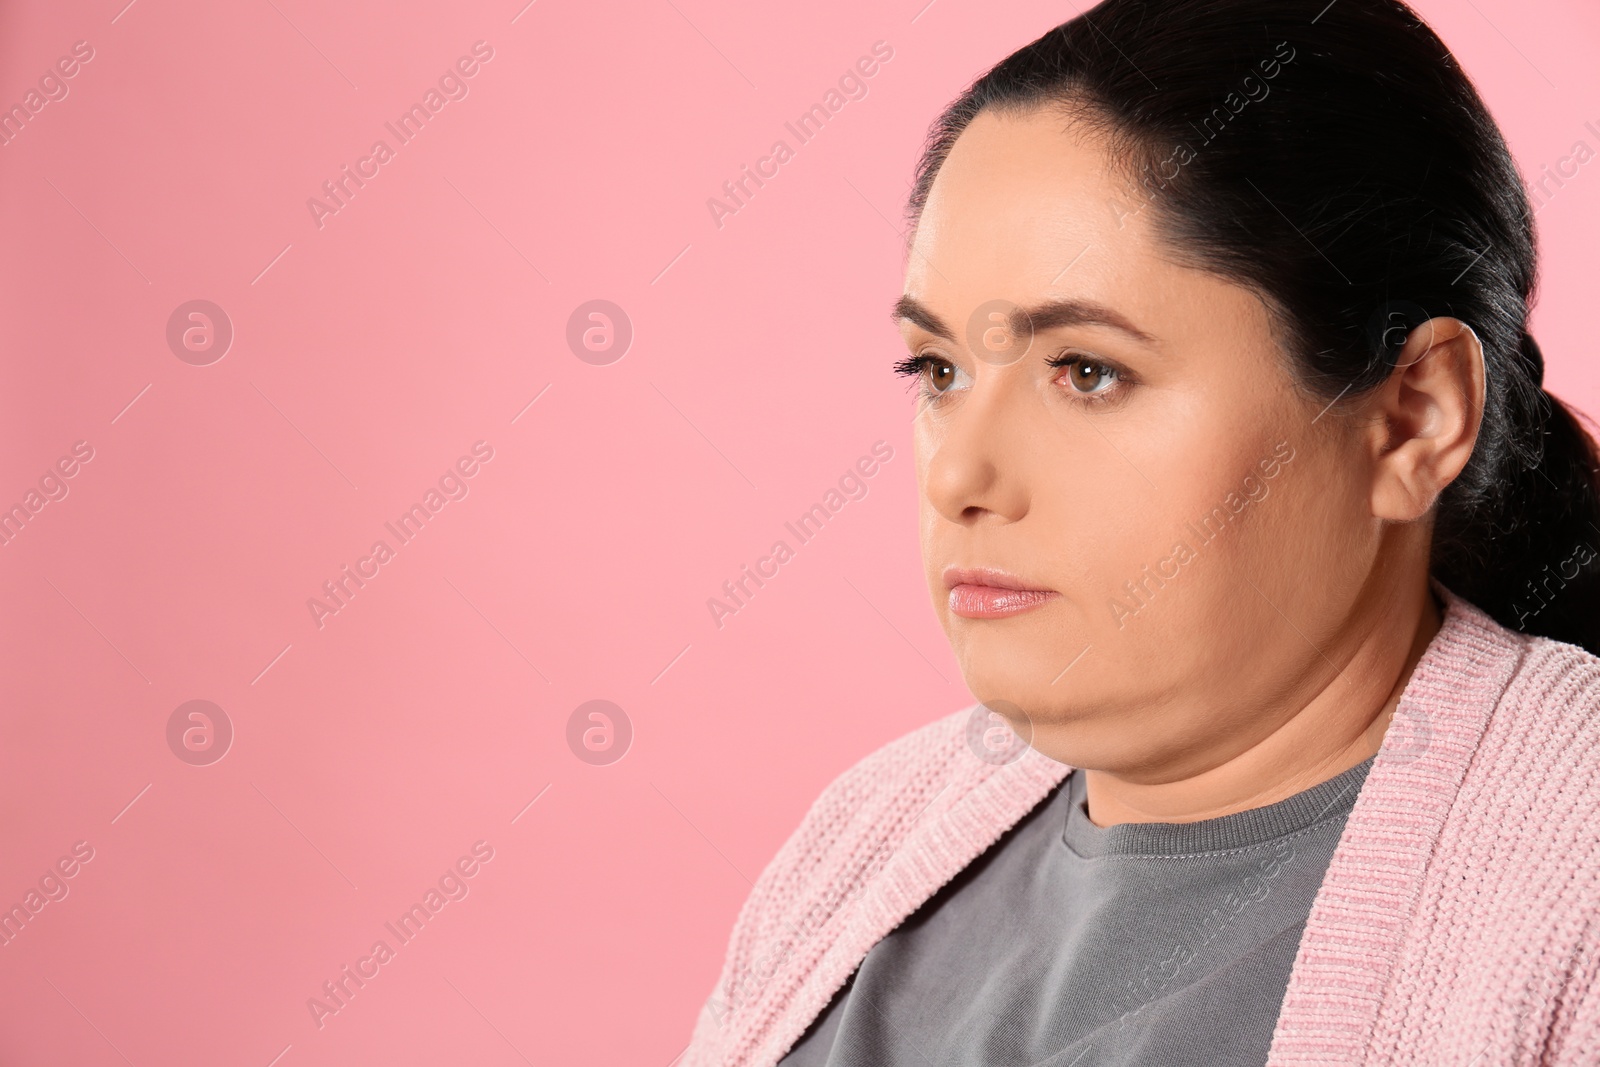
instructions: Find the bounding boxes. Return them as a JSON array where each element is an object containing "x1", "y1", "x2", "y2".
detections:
[{"x1": 904, "y1": 0, "x2": 1600, "y2": 655}]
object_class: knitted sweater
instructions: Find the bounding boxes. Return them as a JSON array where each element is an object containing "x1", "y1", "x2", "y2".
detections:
[{"x1": 680, "y1": 581, "x2": 1600, "y2": 1066}]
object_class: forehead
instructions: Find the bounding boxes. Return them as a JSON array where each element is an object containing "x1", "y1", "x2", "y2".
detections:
[{"x1": 904, "y1": 106, "x2": 1170, "y2": 324}]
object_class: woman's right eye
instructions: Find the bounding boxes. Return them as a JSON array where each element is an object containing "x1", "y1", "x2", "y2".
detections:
[{"x1": 892, "y1": 353, "x2": 968, "y2": 399}]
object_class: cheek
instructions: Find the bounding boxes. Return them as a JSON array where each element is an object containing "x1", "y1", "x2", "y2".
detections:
[
  {"x1": 914, "y1": 422, "x2": 947, "y2": 546},
  {"x1": 916, "y1": 468, "x2": 944, "y2": 599},
  {"x1": 1067, "y1": 422, "x2": 1293, "y2": 631},
  {"x1": 1093, "y1": 423, "x2": 1364, "y2": 666},
  {"x1": 1032, "y1": 458, "x2": 1156, "y2": 596},
  {"x1": 1031, "y1": 398, "x2": 1231, "y2": 600},
  {"x1": 1249, "y1": 438, "x2": 1373, "y2": 582}
]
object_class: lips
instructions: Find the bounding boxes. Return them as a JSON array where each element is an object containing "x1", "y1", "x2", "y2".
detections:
[{"x1": 942, "y1": 566, "x2": 1059, "y2": 619}]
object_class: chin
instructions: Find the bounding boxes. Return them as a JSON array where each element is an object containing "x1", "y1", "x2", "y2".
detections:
[
  {"x1": 954, "y1": 631, "x2": 1075, "y2": 696},
  {"x1": 959, "y1": 665, "x2": 1074, "y2": 725}
]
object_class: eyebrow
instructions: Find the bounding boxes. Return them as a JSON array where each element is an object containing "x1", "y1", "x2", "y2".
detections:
[{"x1": 891, "y1": 294, "x2": 1158, "y2": 347}]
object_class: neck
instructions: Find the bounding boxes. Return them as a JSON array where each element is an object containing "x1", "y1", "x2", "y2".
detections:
[{"x1": 1080, "y1": 572, "x2": 1444, "y2": 828}]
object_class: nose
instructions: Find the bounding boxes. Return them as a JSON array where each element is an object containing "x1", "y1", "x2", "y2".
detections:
[{"x1": 920, "y1": 376, "x2": 1032, "y2": 527}]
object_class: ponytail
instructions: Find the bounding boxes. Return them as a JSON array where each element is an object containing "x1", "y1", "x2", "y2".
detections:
[{"x1": 1433, "y1": 330, "x2": 1600, "y2": 652}]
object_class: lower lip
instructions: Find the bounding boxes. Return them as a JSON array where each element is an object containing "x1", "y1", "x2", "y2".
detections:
[{"x1": 948, "y1": 584, "x2": 1058, "y2": 619}]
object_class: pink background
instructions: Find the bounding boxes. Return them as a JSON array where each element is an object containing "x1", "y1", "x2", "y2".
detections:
[{"x1": 0, "y1": 0, "x2": 1595, "y2": 1063}]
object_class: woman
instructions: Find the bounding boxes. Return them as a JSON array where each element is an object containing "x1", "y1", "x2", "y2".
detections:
[{"x1": 682, "y1": 0, "x2": 1600, "y2": 1064}]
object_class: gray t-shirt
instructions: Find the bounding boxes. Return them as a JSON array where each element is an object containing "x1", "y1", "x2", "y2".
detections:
[{"x1": 778, "y1": 754, "x2": 1375, "y2": 1067}]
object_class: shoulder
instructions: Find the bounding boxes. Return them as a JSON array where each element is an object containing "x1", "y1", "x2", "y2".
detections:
[
  {"x1": 684, "y1": 707, "x2": 967, "y2": 1046},
  {"x1": 1490, "y1": 629, "x2": 1600, "y2": 834},
  {"x1": 1427, "y1": 584, "x2": 1600, "y2": 770},
  {"x1": 1460, "y1": 627, "x2": 1600, "y2": 1059},
  {"x1": 790, "y1": 704, "x2": 974, "y2": 838},
  {"x1": 1502, "y1": 630, "x2": 1600, "y2": 726},
  {"x1": 1363, "y1": 597, "x2": 1600, "y2": 1058},
  {"x1": 1429, "y1": 592, "x2": 1600, "y2": 884},
  {"x1": 1481, "y1": 612, "x2": 1600, "y2": 794},
  {"x1": 756, "y1": 702, "x2": 1071, "y2": 895},
  {"x1": 738, "y1": 704, "x2": 976, "y2": 924},
  {"x1": 690, "y1": 703, "x2": 1060, "y2": 1041}
]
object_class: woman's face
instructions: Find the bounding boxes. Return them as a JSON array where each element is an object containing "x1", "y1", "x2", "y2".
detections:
[{"x1": 901, "y1": 105, "x2": 1380, "y2": 779}]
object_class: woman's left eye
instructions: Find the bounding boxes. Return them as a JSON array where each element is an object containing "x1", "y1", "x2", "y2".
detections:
[{"x1": 1047, "y1": 353, "x2": 1126, "y2": 402}]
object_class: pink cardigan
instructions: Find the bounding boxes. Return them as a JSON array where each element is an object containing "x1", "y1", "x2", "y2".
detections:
[{"x1": 681, "y1": 582, "x2": 1600, "y2": 1066}]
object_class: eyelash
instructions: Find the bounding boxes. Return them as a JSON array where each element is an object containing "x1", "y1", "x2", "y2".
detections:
[{"x1": 891, "y1": 351, "x2": 1131, "y2": 408}]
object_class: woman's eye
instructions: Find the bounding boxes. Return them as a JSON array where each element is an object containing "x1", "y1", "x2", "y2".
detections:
[
  {"x1": 1049, "y1": 354, "x2": 1127, "y2": 404},
  {"x1": 893, "y1": 350, "x2": 1128, "y2": 408},
  {"x1": 892, "y1": 353, "x2": 968, "y2": 398},
  {"x1": 1064, "y1": 359, "x2": 1116, "y2": 394},
  {"x1": 924, "y1": 357, "x2": 957, "y2": 392}
]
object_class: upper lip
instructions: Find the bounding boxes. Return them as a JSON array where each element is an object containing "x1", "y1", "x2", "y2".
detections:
[{"x1": 942, "y1": 565, "x2": 1054, "y2": 592}]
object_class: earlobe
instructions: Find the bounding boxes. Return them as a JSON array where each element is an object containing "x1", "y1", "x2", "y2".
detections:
[{"x1": 1368, "y1": 317, "x2": 1486, "y2": 522}]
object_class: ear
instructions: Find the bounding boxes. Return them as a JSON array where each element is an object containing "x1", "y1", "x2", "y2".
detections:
[{"x1": 1366, "y1": 316, "x2": 1486, "y2": 522}]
